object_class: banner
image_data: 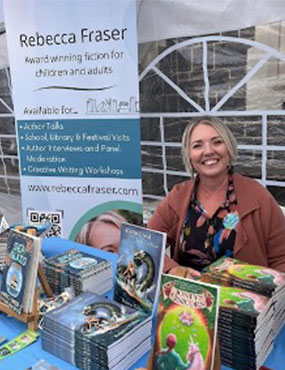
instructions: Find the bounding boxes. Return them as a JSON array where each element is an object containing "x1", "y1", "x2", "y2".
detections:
[{"x1": 4, "y1": 0, "x2": 142, "y2": 247}]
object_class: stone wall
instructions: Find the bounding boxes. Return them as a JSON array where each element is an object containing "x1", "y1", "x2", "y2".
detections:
[{"x1": 139, "y1": 26, "x2": 285, "y2": 206}]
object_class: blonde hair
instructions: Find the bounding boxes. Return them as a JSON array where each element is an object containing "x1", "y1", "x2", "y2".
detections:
[
  {"x1": 181, "y1": 116, "x2": 238, "y2": 177},
  {"x1": 75, "y1": 211, "x2": 126, "y2": 246}
]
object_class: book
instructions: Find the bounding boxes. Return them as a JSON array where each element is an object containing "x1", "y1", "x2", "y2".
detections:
[
  {"x1": 150, "y1": 273, "x2": 220, "y2": 370},
  {"x1": 0, "y1": 229, "x2": 41, "y2": 314},
  {"x1": 42, "y1": 248, "x2": 113, "y2": 296},
  {"x1": 0, "y1": 330, "x2": 39, "y2": 361},
  {"x1": 114, "y1": 223, "x2": 166, "y2": 314},
  {"x1": 42, "y1": 291, "x2": 152, "y2": 369},
  {"x1": 42, "y1": 223, "x2": 166, "y2": 370},
  {"x1": 37, "y1": 289, "x2": 74, "y2": 330},
  {"x1": 9, "y1": 222, "x2": 51, "y2": 238},
  {"x1": 201, "y1": 257, "x2": 285, "y2": 369},
  {"x1": 202, "y1": 256, "x2": 285, "y2": 297},
  {"x1": 28, "y1": 358, "x2": 61, "y2": 370}
]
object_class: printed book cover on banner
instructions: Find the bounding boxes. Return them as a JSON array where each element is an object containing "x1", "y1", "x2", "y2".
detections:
[
  {"x1": 151, "y1": 273, "x2": 220, "y2": 370},
  {"x1": 113, "y1": 223, "x2": 166, "y2": 315},
  {"x1": 0, "y1": 229, "x2": 41, "y2": 314}
]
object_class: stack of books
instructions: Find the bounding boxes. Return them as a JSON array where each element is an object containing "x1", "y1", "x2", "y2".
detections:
[
  {"x1": 42, "y1": 249, "x2": 113, "y2": 296},
  {"x1": 202, "y1": 257, "x2": 285, "y2": 369},
  {"x1": 219, "y1": 286, "x2": 273, "y2": 370},
  {"x1": 42, "y1": 292, "x2": 152, "y2": 369},
  {"x1": 42, "y1": 223, "x2": 166, "y2": 370},
  {"x1": 0, "y1": 228, "x2": 41, "y2": 314}
]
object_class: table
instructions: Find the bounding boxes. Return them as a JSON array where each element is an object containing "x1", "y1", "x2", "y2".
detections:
[{"x1": 0, "y1": 238, "x2": 284, "y2": 370}]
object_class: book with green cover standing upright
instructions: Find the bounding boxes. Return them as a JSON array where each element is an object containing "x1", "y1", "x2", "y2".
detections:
[{"x1": 151, "y1": 273, "x2": 220, "y2": 370}]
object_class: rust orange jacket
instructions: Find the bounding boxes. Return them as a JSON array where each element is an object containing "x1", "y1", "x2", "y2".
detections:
[{"x1": 148, "y1": 173, "x2": 285, "y2": 272}]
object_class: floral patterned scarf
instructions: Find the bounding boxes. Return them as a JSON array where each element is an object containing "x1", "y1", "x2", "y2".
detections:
[{"x1": 178, "y1": 171, "x2": 240, "y2": 271}]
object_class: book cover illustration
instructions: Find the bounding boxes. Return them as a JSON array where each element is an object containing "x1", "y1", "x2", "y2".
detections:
[
  {"x1": 226, "y1": 264, "x2": 285, "y2": 290},
  {"x1": 43, "y1": 248, "x2": 112, "y2": 296},
  {"x1": 202, "y1": 256, "x2": 285, "y2": 292},
  {"x1": 42, "y1": 291, "x2": 150, "y2": 368},
  {"x1": 114, "y1": 223, "x2": 166, "y2": 314},
  {"x1": 0, "y1": 330, "x2": 39, "y2": 361},
  {"x1": 219, "y1": 287, "x2": 269, "y2": 315},
  {"x1": 9, "y1": 222, "x2": 51, "y2": 237},
  {"x1": 77, "y1": 300, "x2": 144, "y2": 339},
  {"x1": 0, "y1": 230, "x2": 34, "y2": 313},
  {"x1": 44, "y1": 248, "x2": 109, "y2": 273},
  {"x1": 151, "y1": 274, "x2": 220, "y2": 370}
]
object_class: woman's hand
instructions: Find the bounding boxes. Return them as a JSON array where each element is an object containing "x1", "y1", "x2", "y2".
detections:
[{"x1": 168, "y1": 265, "x2": 201, "y2": 279}]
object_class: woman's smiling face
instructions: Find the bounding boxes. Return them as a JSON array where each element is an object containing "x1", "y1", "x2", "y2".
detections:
[{"x1": 189, "y1": 123, "x2": 230, "y2": 180}]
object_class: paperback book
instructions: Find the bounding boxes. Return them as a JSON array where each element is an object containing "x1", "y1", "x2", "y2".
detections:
[
  {"x1": 0, "y1": 229, "x2": 41, "y2": 314},
  {"x1": 0, "y1": 330, "x2": 39, "y2": 361},
  {"x1": 201, "y1": 257, "x2": 285, "y2": 369},
  {"x1": 151, "y1": 273, "x2": 220, "y2": 370},
  {"x1": 42, "y1": 248, "x2": 113, "y2": 296},
  {"x1": 202, "y1": 256, "x2": 285, "y2": 297},
  {"x1": 9, "y1": 222, "x2": 51, "y2": 237},
  {"x1": 218, "y1": 286, "x2": 273, "y2": 370},
  {"x1": 28, "y1": 359, "x2": 61, "y2": 370},
  {"x1": 42, "y1": 223, "x2": 166, "y2": 370},
  {"x1": 42, "y1": 291, "x2": 151, "y2": 370},
  {"x1": 114, "y1": 223, "x2": 166, "y2": 314}
]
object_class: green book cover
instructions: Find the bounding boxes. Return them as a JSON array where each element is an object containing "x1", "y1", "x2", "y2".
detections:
[
  {"x1": 219, "y1": 286, "x2": 269, "y2": 316},
  {"x1": 202, "y1": 256, "x2": 285, "y2": 291},
  {"x1": 151, "y1": 273, "x2": 220, "y2": 370}
]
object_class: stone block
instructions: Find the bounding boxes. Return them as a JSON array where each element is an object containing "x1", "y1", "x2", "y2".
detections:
[
  {"x1": 267, "y1": 186, "x2": 285, "y2": 206},
  {"x1": 239, "y1": 27, "x2": 256, "y2": 40},
  {"x1": 164, "y1": 118, "x2": 191, "y2": 142},
  {"x1": 4, "y1": 158, "x2": 19, "y2": 176},
  {"x1": 141, "y1": 118, "x2": 160, "y2": 141},
  {"x1": 142, "y1": 172, "x2": 164, "y2": 196},
  {"x1": 167, "y1": 174, "x2": 190, "y2": 191},
  {"x1": 0, "y1": 137, "x2": 17, "y2": 156},
  {"x1": 165, "y1": 147, "x2": 185, "y2": 172},
  {"x1": 7, "y1": 178, "x2": 21, "y2": 195},
  {"x1": 214, "y1": 42, "x2": 250, "y2": 69},
  {"x1": 141, "y1": 145, "x2": 163, "y2": 170}
]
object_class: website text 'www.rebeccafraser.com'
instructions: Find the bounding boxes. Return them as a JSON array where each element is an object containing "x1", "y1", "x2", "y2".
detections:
[{"x1": 27, "y1": 184, "x2": 139, "y2": 196}]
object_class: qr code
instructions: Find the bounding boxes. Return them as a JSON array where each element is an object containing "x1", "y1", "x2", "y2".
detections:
[{"x1": 28, "y1": 210, "x2": 63, "y2": 237}]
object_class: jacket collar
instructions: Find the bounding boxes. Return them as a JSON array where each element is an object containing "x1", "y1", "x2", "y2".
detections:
[{"x1": 167, "y1": 173, "x2": 260, "y2": 221}]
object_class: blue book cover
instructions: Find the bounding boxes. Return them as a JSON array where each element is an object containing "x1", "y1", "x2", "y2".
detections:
[
  {"x1": 42, "y1": 291, "x2": 149, "y2": 366},
  {"x1": 0, "y1": 230, "x2": 34, "y2": 313},
  {"x1": 114, "y1": 223, "x2": 166, "y2": 315},
  {"x1": 44, "y1": 248, "x2": 110, "y2": 276}
]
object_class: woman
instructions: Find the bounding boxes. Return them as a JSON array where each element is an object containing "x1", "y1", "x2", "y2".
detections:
[
  {"x1": 148, "y1": 117, "x2": 285, "y2": 276},
  {"x1": 75, "y1": 211, "x2": 126, "y2": 253}
]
